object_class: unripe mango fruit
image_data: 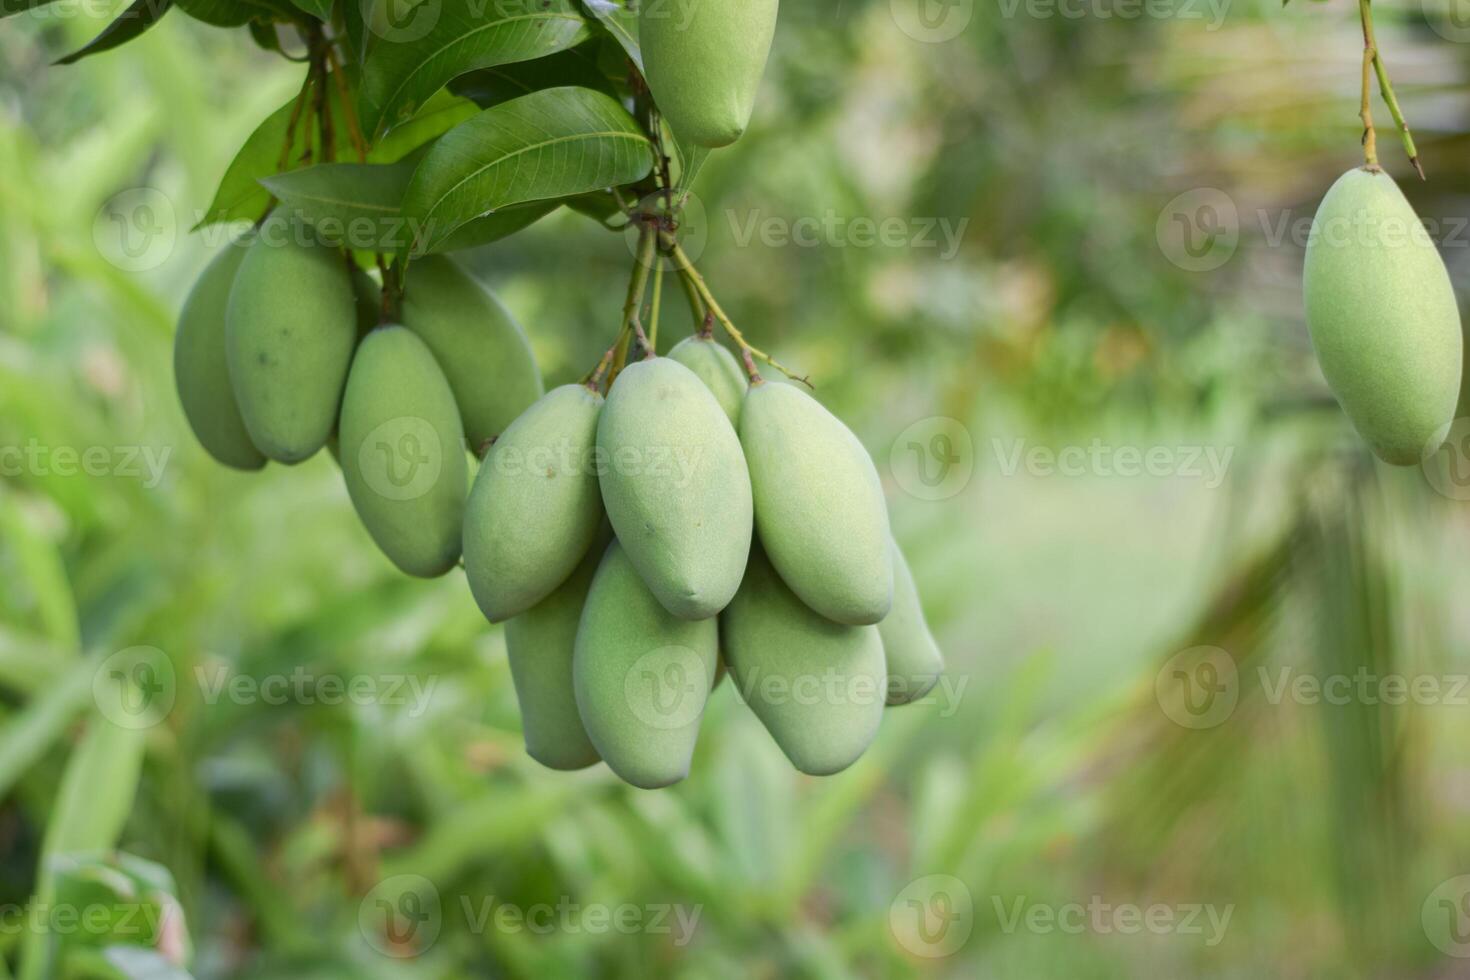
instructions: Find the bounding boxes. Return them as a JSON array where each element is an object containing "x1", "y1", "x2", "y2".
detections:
[
  {"x1": 464, "y1": 384, "x2": 605, "y2": 622},
  {"x1": 174, "y1": 239, "x2": 266, "y2": 471},
  {"x1": 225, "y1": 217, "x2": 357, "y2": 463},
  {"x1": 721, "y1": 545, "x2": 885, "y2": 775},
  {"x1": 639, "y1": 0, "x2": 778, "y2": 148},
  {"x1": 668, "y1": 334, "x2": 748, "y2": 425},
  {"x1": 338, "y1": 326, "x2": 468, "y2": 578},
  {"x1": 879, "y1": 536, "x2": 943, "y2": 706},
  {"x1": 400, "y1": 255, "x2": 543, "y2": 450},
  {"x1": 505, "y1": 541, "x2": 604, "y2": 771},
  {"x1": 573, "y1": 540, "x2": 718, "y2": 788},
  {"x1": 739, "y1": 381, "x2": 893, "y2": 625},
  {"x1": 1303, "y1": 167, "x2": 1463, "y2": 464},
  {"x1": 597, "y1": 358, "x2": 753, "y2": 620}
]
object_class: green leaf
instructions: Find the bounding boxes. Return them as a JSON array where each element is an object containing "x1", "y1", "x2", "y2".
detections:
[
  {"x1": 580, "y1": 0, "x2": 640, "y2": 72},
  {"x1": 258, "y1": 160, "x2": 416, "y2": 249},
  {"x1": 290, "y1": 0, "x2": 332, "y2": 19},
  {"x1": 369, "y1": 90, "x2": 478, "y2": 162},
  {"x1": 54, "y1": 0, "x2": 174, "y2": 66},
  {"x1": 429, "y1": 199, "x2": 559, "y2": 253},
  {"x1": 358, "y1": 0, "x2": 592, "y2": 138},
  {"x1": 401, "y1": 86, "x2": 652, "y2": 255},
  {"x1": 448, "y1": 44, "x2": 613, "y2": 109},
  {"x1": 177, "y1": 0, "x2": 297, "y2": 23}
]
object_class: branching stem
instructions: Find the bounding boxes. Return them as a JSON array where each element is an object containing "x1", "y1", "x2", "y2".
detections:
[{"x1": 1359, "y1": 0, "x2": 1423, "y2": 177}]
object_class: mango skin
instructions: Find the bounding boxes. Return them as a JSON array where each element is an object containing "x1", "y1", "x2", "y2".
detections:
[
  {"x1": 739, "y1": 381, "x2": 893, "y2": 625},
  {"x1": 1303, "y1": 167, "x2": 1463, "y2": 465},
  {"x1": 880, "y1": 536, "x2": 943, "y2": 706},
  {"x1": 721, "y1": 545, "x2": 885, "y2": 775},
  {"x1": 639, "y1": 0, "x2": 778, "y2": 148},
  {"x1": 597, "y1": 358, "x2": 753, "y2": 620},
  {"x1": 174, "y1": 239, "x2": 266, "y2": 471},
  {"x1": 225, "y1": 217, "x2": 357, "y2": 463},
  {"x1": 573, "y1": 541, "x2": 717, "y2": 789},
  {"x1": 505, "y1": 541, "x2": 604, "y2": 771},
  {"x1": 668, "y1": 334, "x2": 748, "y2": 425},
  {"x1": 464, "y1": 384, "x2": 605, "y2": 623},
  {"x1": 400, "y1": 255, "x2": 543, "y2": 450},
  {"x1": 338, "y1": 326, "x2": 468, "y2": 578}
]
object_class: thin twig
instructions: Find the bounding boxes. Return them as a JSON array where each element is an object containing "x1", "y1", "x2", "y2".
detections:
[
  {"x1": 1364, "y1": 3, "x2": 1423, "y2": 179},
  {"x1": 662, "y1": 236, "x2": 810, "y2": 387},
  {"x1": 1359, "y1": 0, "x2": 1378, "y2": 170},
  {"x1": 648, "y1": 260, "x2": 663, "y2": 353},
  {"x1": 323, "y1": 40, "x2": 370, "y2": 162},
  {"x1": 609, "y1": 222, "x2": 658, "y2": 385}
]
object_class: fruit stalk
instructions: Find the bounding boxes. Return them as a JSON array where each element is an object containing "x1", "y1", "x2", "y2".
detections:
[
  {"x1": 661, "y1": 235, "x2": 810, "y2": 387},
  {"x1": 1359, "y1": 0, "x2": 1423, "y2": 178},
  {"x1": 610, "y1": 221, "x2": 657, "y2": 383}
]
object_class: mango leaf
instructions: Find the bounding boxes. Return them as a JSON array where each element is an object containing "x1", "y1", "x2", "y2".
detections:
[
  {"x1": 54, "y1": 0, "x2": 173, "y2": 66},
  {"x1": 290, "y1": 0, "x2": 332, "y2": 19},
  {"x1": 448, "y1": 44, "x2": 613, "y2": 109},
  {"x1": 401, "y1": 86, "x2": 653, "y2": 255},
  {"x1": 358, "y1": 0, "x2": 591, "y2": 138},
  {"x1": 1, "y1": 0, "x2": 59, "y2": 17},
  {"x1": 580, "y1": 0, "x2": 639, "y2": 71},
  {"x1": 195, "y1": 86, "x2": 469, "y2": 230},
  {"x1": 177, "y1": 0, "x2": 297, "y2": 22},
  {"x1": 258, "y1": 160, "x2": 416, "y2": 249},
  {"x1": 429, "y1": 199, "x2": 560, "y2": 254}
]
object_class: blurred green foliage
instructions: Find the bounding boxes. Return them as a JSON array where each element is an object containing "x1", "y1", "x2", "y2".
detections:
[{"x1": 3, "y1": 0, "x2": 1470, "y2": 977}]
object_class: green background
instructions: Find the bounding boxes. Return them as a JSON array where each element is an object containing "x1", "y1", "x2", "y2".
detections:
[{"x1": 4, "y1": 0, "x2": 1470, "y2": 976}]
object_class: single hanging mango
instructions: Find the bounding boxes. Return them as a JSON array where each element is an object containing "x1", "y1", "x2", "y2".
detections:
[{"x1": 1303, "y1": 167, "x2": 1462, "y2": 464}]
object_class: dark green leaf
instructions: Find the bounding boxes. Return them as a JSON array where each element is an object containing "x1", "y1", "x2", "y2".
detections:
[
  {"x1": 259, "y1": 160, "x2": 416, "y2": 249},
  {"x1": 290, "y1": 0, "x2": 332, "y2": 19},
  {"x1": 401, "y1": 86, "x2": 653, "y2": 255},
  {"x1": 429, "y1": 199, "x2": 560, "y2": 253},
  {"x1": 448, "y1": 44, "x2": 613, "y2": 109},
  {"x1": 54, "y1": 0, "x2": 173, "y2": 66},
  {"x1": 580, "y1": 0, "x2": 639, "y2": 72},
  {"x1": 358, "y1": 0, "x2": 592, "y2": 138}
]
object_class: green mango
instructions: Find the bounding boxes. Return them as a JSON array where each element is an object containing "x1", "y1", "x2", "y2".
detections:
[
  {"x1": 338, "y1": 326, "x2": 468, "y2": 578},
  {"x1": 597, "y1": 357, "x2": 753, "y2": 620},
  {"x1": 400, "y1": 255, "x2": 544, "y2": 450},
  {"x1": 1303, "y1": 167, "x2": 1463, "y2": 464},
  {"x1": 639, "y1": 0, "x2": 778, "y2": 148},
  {"x1": 739, "y1": 381, "x2": 892, "y2": 625},
  {"x1": 225, "y1": 215, "x2": 357, "y2": 463},
  {"x1": 174, "y1": 239, "x2": 266, "y2": 470},
  {"x1": 506, "y1": 541, "x2": 604, "y2": 771},
  {"x1": 721, "y1": 545, "x2": 885, "y2": 775},
  {"x1": 880, "y1": 536, "x2": 943, "y2": 706},
  {"x1": 464, "y1": 384, "x2": 605, "y2": 622},
  {"x1": 667, "y1": 334, "x2": 747, "y2": 425},
  {"x1": 573, "y1": 540, "x2": 718, "y2": 788}
]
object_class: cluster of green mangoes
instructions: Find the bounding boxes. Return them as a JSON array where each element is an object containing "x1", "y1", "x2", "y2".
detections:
[
  {"x1": 174, "y1": 211, "x2": 540, "y2": 577},
  {"x1": 466, "y1": 343, "x2": 944, "y2": 788},
  {"x1": 174, "y1": 219, "x2": 943, "y2": 788},
  {"x1": 1303, "y1": 167, "x2": 1464, "y2": 464}
]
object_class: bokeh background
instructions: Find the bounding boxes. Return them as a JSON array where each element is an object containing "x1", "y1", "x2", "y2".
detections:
[{"x1": 5, "y1": 0, "x2": 1470, "y2": 976}]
